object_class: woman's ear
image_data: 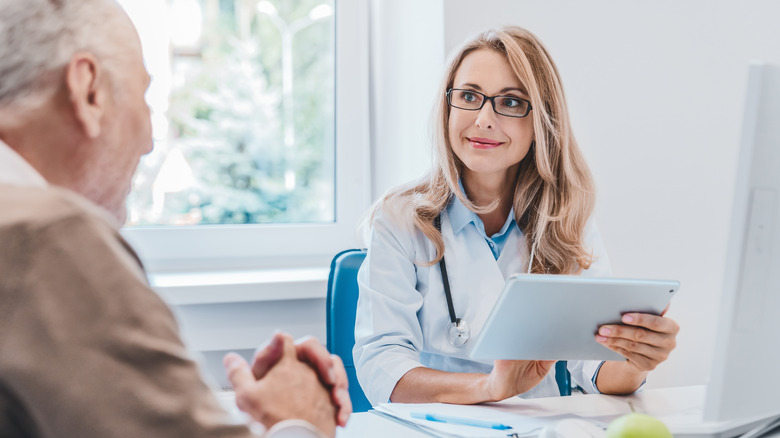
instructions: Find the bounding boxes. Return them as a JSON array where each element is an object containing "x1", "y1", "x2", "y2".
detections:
[{"x1": 65, "y1": 52, "x2": 107, "y2": 139}]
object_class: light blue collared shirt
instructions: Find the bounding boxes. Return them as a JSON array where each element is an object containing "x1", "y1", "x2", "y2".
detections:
[{"x1": 448, "y1": 194, "x2": 516, "y2": 260}]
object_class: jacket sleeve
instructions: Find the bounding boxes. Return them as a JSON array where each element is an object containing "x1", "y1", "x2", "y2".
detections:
[{"x1": 352, "y1": 204, "x2": 429, "y2": 406}]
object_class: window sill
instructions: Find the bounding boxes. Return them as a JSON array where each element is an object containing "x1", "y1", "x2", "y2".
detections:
[{"x1": 149, "y1": 267, "x2": 330, "y2": 305}]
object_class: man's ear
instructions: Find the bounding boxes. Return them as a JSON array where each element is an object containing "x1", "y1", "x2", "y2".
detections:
[{"x1": 65, "y1": 52, "x2": 108, "y2": 139}]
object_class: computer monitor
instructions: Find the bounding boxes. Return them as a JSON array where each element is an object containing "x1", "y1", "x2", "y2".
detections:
[{"x1": 704, "y1": 61, "x2": 780, "y2": 423}]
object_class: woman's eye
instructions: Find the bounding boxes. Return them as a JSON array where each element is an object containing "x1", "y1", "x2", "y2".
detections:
[
  {"x1": 461, "y1": 91, "x2": 478, "y2": 102},
  {"x1": 500, "y1": 97, "x2": 522, "y2": 108}
]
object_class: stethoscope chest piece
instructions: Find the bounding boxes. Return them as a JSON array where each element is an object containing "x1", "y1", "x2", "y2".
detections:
[{"x1": 446, "y1": 318, "x2": 470, "y2": 347}]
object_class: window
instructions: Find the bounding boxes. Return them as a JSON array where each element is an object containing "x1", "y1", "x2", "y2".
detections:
[{"x1": 119, "y1": 0, "x2": 369, "y2": 272}]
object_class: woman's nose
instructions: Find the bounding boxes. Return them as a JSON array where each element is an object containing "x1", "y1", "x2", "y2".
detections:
[{"x1": 474, "y1": 101, "x2": 497, "y2": 129}]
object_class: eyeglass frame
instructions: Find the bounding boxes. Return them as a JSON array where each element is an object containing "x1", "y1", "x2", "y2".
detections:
[{"x1": 446, "y1": 88, "x2": 533, "y2": 118}]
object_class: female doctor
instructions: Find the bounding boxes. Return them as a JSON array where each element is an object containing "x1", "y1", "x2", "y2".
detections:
[{"x1": 352, "y1": 26, "x2": 680, "y2": 406}]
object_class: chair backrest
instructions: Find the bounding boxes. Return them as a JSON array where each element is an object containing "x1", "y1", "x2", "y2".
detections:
[
  {"x1": 326, "y1": 249, "x2": 372, "y2": 413},
  {"x1": 326, "y1": 249, "x2": 570, "y2": 410},
  {"x1": 555, "y1": 360, "x2": 571, "y2": 396}
]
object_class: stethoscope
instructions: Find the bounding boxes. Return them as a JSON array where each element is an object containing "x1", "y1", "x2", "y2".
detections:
[
  {"x1": 434, "y1": 215, "x2": 471, "y2": 347},
  {"x1": 434, "y1": 214, "x2": 538, "y2": 348}
]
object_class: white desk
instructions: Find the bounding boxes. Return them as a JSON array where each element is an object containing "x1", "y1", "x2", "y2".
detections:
[
  {"x1": 218, "y1": 387, "x2": 780, "y2": 437},
  {"x1": 335, "y1": 386, "x2": 780, "y2": 438}
]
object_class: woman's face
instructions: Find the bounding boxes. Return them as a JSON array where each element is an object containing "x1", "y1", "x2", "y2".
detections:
[{"x1": 448, "y1": 48, "x2": 535, "y2": 184}]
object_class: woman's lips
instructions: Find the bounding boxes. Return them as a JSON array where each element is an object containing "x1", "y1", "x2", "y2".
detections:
[{"x1": 468, "y1": 137, "x2": 503, "y2": 149}]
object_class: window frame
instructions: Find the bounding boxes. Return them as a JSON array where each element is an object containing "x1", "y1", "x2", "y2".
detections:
[{"x1": 121, "y1": 0, "x2": 371, "y2": 274}]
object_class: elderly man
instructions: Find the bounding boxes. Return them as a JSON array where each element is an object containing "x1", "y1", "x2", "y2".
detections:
[{"x1": 0, "y1": 1, "x2": 350, "y2": 437}]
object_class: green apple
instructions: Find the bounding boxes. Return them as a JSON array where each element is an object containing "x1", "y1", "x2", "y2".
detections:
[{"x1": 605, "y1": 413, "x2": 672, "y2": 438}]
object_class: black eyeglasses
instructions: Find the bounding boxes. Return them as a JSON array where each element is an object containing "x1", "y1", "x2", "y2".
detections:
[{"x1": 446, "y1": 88, "x2": 532, "y2": 118}]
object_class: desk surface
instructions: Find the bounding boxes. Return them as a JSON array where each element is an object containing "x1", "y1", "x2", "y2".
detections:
[{"x1": 218, "y1": 386, "x2": 780, "y2": 437}]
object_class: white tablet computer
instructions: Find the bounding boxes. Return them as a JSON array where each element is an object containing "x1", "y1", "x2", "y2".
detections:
[{"x1": 469, "y1": 274, "x2": 680, "y2": 361}]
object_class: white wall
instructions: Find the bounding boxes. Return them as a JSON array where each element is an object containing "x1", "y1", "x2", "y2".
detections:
[
  {"x1": 442, "y1": 0, "x2": 780, "y2": 388},
  {"x1": 368, "y1": 0, "x2": 443, "y2": 199}
]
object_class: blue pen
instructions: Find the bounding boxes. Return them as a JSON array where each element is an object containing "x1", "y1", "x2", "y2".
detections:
[{"x1": 410, "y1": 412, "x2": 513, "y2": 430}]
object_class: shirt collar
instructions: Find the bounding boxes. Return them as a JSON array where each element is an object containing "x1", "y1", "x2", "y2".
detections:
[
  {"x1": 447, "y1": 180, "x2": 516, "y2": 239},
  {"x1": 0, "y1": 139, "x2": 47, "y2": 188}
]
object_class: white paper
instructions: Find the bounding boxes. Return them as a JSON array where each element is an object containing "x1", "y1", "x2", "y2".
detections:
[{"x1": 372, "y1": 402, "x2": 583, "y2": 438}]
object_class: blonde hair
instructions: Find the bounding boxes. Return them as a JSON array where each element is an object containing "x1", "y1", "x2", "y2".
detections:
[{"x1": 371, "y1": 26, "x2": 595, "y2": 274}]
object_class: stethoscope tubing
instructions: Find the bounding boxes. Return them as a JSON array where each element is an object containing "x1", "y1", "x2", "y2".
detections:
[{"x1": 434, "y1": 215, "x2": 458, "y2": 325}]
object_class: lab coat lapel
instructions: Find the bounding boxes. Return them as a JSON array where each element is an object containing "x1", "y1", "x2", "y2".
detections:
[{"x1": 497, "y1": 224, "x2": 526, "y2": 278}]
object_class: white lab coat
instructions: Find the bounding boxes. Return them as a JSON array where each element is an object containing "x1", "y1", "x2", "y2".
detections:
[{"x1": 353, "y1": 195, "x2": 613, "y2": 406}]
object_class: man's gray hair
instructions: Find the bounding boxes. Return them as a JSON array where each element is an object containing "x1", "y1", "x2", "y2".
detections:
[{"x1": 0, "y1": 0, "x2": 124, "y2": 113}]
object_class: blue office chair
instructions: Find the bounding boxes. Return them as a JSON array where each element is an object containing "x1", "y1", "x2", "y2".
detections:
[
  {"x1": 555, "y1": 361, "x2": 571, "y2": 396},
  {"x1": 326, "y1": 248, "x2": 571, "y2": 414},
  {"x1": 326, "y1": 249, "x2": 372, "y2": 413}
]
